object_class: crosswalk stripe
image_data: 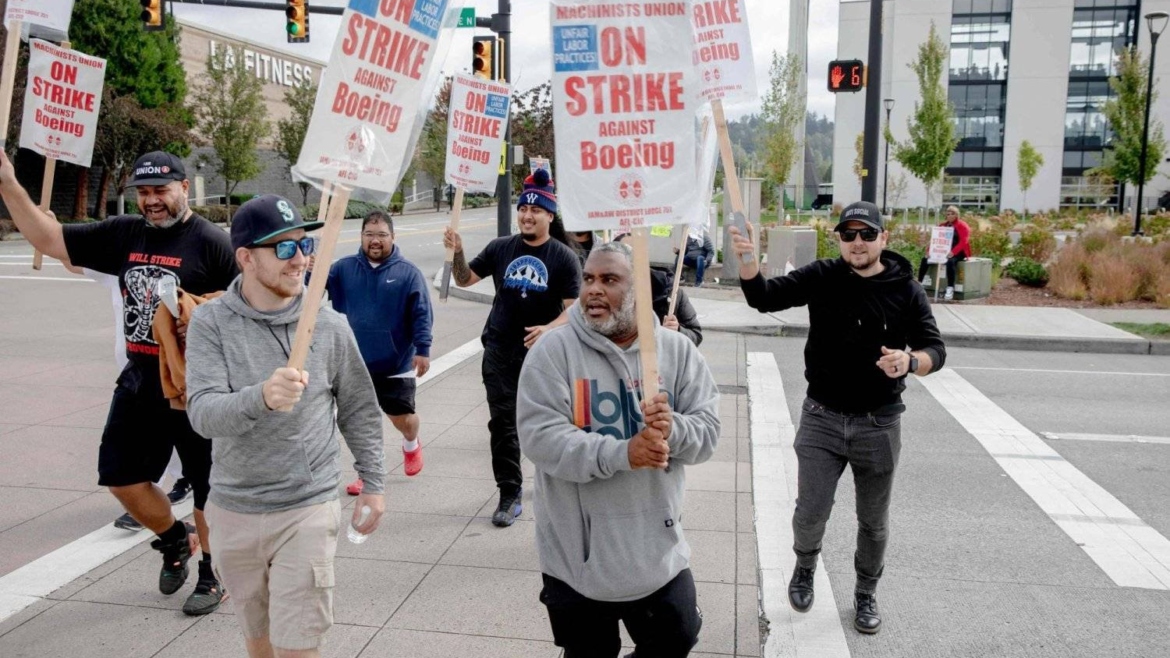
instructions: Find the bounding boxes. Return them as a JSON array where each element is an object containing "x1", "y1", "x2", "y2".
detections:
[
  {"x1": 1041, "y1": 432, "x2": 1170, "y2": 445},
  {"x1": 921, "y1": 369, "x2": 1170, "y2": 590},
  {"x1": 747, "y1": 352, "x2": 851, "y2": 657}
]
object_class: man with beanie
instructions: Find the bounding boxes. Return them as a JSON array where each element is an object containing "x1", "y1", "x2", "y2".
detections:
[
  {"x1": 0, "y1": 149, "x2": 233, "y2": 615},
  {"x1": 729, "y1": 200, "x2": 946, "y2": 634},
  {"x1": 518, "y1": 242, "x2": 720, "y2": 657},
  {"x1": 186, "y1": 195, "x2": 386, "y2": 657},
  {"x1": 442, "y1": 169, "x2": 581, "y2": 527}
]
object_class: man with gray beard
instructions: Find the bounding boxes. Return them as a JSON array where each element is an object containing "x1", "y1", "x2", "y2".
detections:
[
  {"x1": 0, "y1": 150, "x2": 236, "y2": 615},
  {"x1": 517, "y1": 242, "x2": 721, "y2": 657}
]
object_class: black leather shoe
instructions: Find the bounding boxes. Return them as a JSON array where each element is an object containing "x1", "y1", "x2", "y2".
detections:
[
  {"x1": 788, "y1": 565, "x2": 815, "y2": 612},
  {"x1": 854, "y1": 591, "x2": 881, "y2": 634}
]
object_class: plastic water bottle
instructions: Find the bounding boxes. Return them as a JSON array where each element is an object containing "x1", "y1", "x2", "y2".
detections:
[{"x1": 347, "y1": 505, "x2": 371, "y2": 544}]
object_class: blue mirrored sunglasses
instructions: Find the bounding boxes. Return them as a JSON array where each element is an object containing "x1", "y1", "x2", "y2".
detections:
[{"x1": 251, "y1": 237, "x2": 316, "y2": 260}]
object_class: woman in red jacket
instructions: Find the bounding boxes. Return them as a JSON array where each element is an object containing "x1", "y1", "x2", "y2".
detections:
[{"x1": 917, "y1": 205, "x2": 972, "y2": 300}]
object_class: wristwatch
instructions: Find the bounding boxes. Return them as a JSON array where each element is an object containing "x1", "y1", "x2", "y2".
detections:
[{"x1": 907, "y1": 354, "x2": 919, "y2": 375}]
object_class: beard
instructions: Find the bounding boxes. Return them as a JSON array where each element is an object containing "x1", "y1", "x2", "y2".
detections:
[
  {"x1": 582, "y1": 290, "x2": 637, "y2": 338},
  {"x1": 144, "y1": 197, "x2": 188, "y2": 229}
]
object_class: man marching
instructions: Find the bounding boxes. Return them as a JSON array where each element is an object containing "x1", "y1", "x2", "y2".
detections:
[{"x1": 0, "y1": 150, "x2": 233, "y2": 615}]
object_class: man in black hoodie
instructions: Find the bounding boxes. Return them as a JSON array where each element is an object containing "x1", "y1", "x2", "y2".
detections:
[{"x1": 730, "y1": 200, "x2": 945, "y2": 635}]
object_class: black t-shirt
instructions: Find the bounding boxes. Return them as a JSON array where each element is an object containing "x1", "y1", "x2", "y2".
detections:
[
  {"x1": 63, "y1": 214, "x2": 238, "y2": 396},
  {"x1": 469, "y1": 235, "x2": 581, "y2": 353}
]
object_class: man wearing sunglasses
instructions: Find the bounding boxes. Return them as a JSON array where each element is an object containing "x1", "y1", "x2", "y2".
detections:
[
  {"x1": 0, "y1": 150, "x2": 234, "y2": 615},
  {"x1": 186, "y1": 195, "x2": 386, "y2": 657},
  {"x1": 729, "y1": 200, "x2": 946, "y2": 635}
]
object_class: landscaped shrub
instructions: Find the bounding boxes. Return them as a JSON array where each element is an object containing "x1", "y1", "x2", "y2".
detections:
[
  {"x1": 1004, "y1": 257, "x2": 1049, "y2": 287},
  {"x1": 969, "y1": 220, "x2": 1012, "y2": 267},
  {"x1": 1089, "y1": 251, "x2": 1141, "y2": 305},
  {"x1": 1048, "y1": 244, "x2": 1090, "y2": 300},
  {"x1": 1015, "y1": 225, "x2": 1057, "y2": 263}
]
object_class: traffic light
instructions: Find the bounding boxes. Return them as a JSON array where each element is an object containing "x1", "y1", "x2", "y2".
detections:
[
  {"x1": 140, "y1": 0, "x2": 165, "y2": 32},
  {"x1": 827, "y1": 60, "x2": 865, "y2": 93},
  {"x1": 287, "y1": 0, "x2": 310, "y2": 43},
  {"x1": 473, "y1": 36, "x2": 497, "y2": 80}
]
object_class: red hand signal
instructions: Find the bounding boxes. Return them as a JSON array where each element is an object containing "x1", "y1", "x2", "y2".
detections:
[{"x1": 830, "y1": 65, "x2": 845, "y2": 89}]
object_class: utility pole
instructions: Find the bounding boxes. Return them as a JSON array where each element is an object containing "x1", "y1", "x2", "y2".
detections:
[
  {"x1": 860, "y1": 0, "x2": 883, "y2": 203},
  {"x1": 478, "y1": 1, "x2": 512, "y2": 238}
]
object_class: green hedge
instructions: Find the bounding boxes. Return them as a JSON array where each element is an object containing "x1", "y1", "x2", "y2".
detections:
[{"x1": 1005, "y1": 257, "x2": 1049, "y2": 287}]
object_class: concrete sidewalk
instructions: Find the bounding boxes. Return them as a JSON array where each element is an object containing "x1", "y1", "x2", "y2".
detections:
[
  {"x1": 434, "y1": 273, "x2": 1170, "y2": 355},
  {"x1": 0, "y1": 340, "x2": 761, "y2": 658}
]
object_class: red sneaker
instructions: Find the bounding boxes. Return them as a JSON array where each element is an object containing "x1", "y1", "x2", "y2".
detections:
[
  {"x1": 345, "y1": 478, "x2": 364, "y2": 496},
  {"x1": 403, "y1": 443, "x2": 424, "y2": 477}
]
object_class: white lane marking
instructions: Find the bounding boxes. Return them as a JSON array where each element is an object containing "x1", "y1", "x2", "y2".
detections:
[
  {"x1": 951, "y1": 366, "x2": 1170, "y2": 378},
  {"x1": 922, "y1": 369, "x2": 1170, "y2": 590},
  {"x1": 747, "y1": 352, "x2": 851, "y2": 658},
  {"x1": 0, "y1": 500, "x2": 195, "y2": 624},
  {"x1": 0, "y1": 275, "x2": 91, "y2": 283},
  {"x1": 0, "y1": 339, "x2": 487, "y2": 626},
  {"x1": 1041, "y1": 432, "x2": 1170, "y2": 446}
]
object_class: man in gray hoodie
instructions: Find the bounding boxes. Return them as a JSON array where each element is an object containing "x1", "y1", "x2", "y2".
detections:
[
  {"x1": 518, "y1": 241, "x2": 721, "y2": 658},
  {"x1": 185, "y1": 195, "x2": 387, "y2": 657}
]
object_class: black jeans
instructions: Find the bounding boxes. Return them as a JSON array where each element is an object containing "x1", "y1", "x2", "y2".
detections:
[
  {"x1": 540, "y1": 569, "x2": 702, "y2": 658},
  {"x1": 792, "y1": 398, "x2": 902, "y2": 593},
  {"x1": 918, "y1": 254, "x2": 966, "y2": 288},
  {"x1": 482, "y1": 347, "x2": 526, "y2": 495}
]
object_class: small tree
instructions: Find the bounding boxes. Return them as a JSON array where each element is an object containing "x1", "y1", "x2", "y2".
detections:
[
  {"x1": 888, "y1": 171, "x2": 909, "y2": 210},
  {"x1": 192, "y1": 46, "x2": 270, "y2": 219},
  {"x1": 1092, "y1": 47, "x2": 1166, "y2": 202},
  {"x1": 760, "y1": 51, "x2": 805, "y2": 196},
  {"x1": 852, "y1": 132, "x2": 865, "y2": 186},
  {"x1": 885, "y1": 22, "x2": 957, "y2": 221},
  {"x1": 1017, "y1": 140, "x2": 1043, "y2": 218},
  {"x1": 274, "y1": 81, "x2": 317, "y2": 206}
]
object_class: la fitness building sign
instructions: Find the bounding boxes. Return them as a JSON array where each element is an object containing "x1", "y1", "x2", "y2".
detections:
[{"x1": 208, "y1": 39, "x2": 318, "y2": 88}]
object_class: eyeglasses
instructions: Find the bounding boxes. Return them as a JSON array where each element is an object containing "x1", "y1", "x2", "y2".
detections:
[
  {"x1": 250, "y1": 237, "x2": 316, "y2": 260},
  {"x1": 838, "y1": 228, "x2": 881, "y2": 243},
  {"x1": 362, "y1": 232, "x2": 392, "y2": 239}
]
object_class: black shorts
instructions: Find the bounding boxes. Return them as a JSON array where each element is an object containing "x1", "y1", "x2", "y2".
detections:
[
  {"x1": 371, "y1": 376, "x2": 417, "y2": 417},
  {"x1": 97, "y1": 385, "x2": 212, "y2": 509}
]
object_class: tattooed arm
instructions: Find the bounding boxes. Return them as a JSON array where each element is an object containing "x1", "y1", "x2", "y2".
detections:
[{"x1": 444, "y1": 227, "x2": 482, "y2": 287}]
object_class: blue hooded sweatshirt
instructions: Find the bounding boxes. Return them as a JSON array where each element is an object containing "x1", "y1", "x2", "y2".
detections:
[{"x1": 324, "y1": 245, "x2": 433, "y2": 377}]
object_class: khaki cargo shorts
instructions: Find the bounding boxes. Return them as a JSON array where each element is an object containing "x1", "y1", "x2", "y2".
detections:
[{"x1": 206, "y1": 498, "x2": 341, "y2": 651}]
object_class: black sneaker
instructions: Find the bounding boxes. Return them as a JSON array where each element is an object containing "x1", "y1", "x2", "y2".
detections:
[
  {"x1": 167, "y1": 479, "x2": 192, "y2": 505},
  {"x1": 854, "y1": 590, "x2": 881, "y2": 634},
  {"x1": 788, "y1": 565, "x2": 815, "y2": 612},
  {"x1": 491, "y1": 489, "x2": 523, "y2": 527},
  {"x1": 113, "y1": 512, "x2": 143, "y2": 531},
  {"x1": 151, "y1": 523, "x2": 197, "y2": 595},
  {"x1": 183, "y1": 561, "x2": 227, "y2": 616}
]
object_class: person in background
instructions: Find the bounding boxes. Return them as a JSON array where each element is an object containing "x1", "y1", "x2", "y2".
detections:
[{"x1": 917, "y1": 205, "x2": 971, "y2": 301}]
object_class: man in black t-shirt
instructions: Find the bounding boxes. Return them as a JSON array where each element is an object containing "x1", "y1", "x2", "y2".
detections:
[
  {"x1": 442, "y1": 169, "x2": 581, "y2": 528},
  {"x1": 0, "y1": 150, "x2": 236, "y2": 616}
]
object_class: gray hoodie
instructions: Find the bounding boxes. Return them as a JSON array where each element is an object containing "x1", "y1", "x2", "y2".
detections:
[
  {"x1": 517, "y1": 303, "x2": 720, "y2": 602},
  {"x1": 185, "y1": 276, "x2": 386, "y2": 514}
]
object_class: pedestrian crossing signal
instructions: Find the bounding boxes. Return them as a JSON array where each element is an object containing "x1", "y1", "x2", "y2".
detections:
[
  {"x1": 473, "y1": 36, "x2": 496, "y2": 80},
  {"x1": 140, "y1": 0, "x2": 165, "y2": 32},
  {"x1": 287, "y1": 0, "x2": 310, "y2": 43},
  {"x1": 828, "y1": 60, "x2": 865, "y2": 93}
]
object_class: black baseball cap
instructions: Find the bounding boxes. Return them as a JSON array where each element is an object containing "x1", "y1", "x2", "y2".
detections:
[
  {"x1": 128, "y1": 151, "x2": 187, "y2": 187},
  {"x1": 834, "y1": 201, "x2": 885, "y2": 232},
  {"x1": 230, "y1": 194, "x2": 324, "y2": 251}
]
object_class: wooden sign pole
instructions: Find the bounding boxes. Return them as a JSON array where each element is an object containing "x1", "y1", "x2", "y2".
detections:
[
  {"x1": 31, "y1": 37, "x2": 70, "y2": 271},
  {"x1": 629, "y1": 227, "x2": 659, "y2": 398},
  {"x1": 439, "y1": 186, "x2": 465, "y2": 302},
  {"x1": 712, "y1": 99, "x2": 756, "y2": 261},
  {"x1": 667, "y1": 223, "x2": 688, "y2": 316},
  {"x1": 286, "y1": 180, "x2": 349, "y2": 372},
  {"x1": 0, "y1": 20, "x2": 21, "y2": 150}
]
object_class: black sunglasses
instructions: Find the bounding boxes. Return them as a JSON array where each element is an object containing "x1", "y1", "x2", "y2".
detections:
[
  {"x1": 838, "y1": 228, "x2": 881, "y2": 243},
  {"x1": 250, "y1": 237, "x2": 316, "y2": 260}
]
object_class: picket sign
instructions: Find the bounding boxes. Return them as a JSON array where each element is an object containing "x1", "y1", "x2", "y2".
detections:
[
  {"x1": 439, "y1": 187, "x2": 465, "y2": 302},
  {"x1": 30, "y1": 38, "x2": 72, "y2": 270},
  {"x1": 667, "y1": 224, "x2": 688, "y2": 317},
  {"x1": 287, "y1": 181, "x2": 350, "y2": 371},
  {"x1": 713, "y1": 99, "x2": 756, "y2": 259},
  {"x1": 628, "y1": 227, "x2": 659, "y2": 400},
  {"x1": 0, "y1": 21, "x2": 21, "y2": 149}
]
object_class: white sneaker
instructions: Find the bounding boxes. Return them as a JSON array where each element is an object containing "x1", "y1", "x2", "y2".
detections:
[{"x1": 944, "y1": 287, "x2": 954, "y2": 301}]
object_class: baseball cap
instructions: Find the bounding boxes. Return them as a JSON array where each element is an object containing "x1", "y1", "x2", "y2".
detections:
[
  {"x1": 128, "y1": 151, "x2": 187, "y2": 187},
  {"x1": 230, "y1": 194, "x2": 324, "y2": 251},
  {"x1": 834, "y1": 201, "x2": 884, "y2": 232}
]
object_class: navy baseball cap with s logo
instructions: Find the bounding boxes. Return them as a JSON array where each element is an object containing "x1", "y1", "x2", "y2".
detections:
[{"x1": 230, "y1": 194, "x2": 324, "y2": 250}]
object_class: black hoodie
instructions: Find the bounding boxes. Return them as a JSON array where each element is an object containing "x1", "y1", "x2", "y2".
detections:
[{"x1": 740, "y1": 251, "x2": 946, "y2": 414}]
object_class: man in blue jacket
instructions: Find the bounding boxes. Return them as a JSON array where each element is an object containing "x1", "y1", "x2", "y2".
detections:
[{"x1": 321, "y1": 210, "x2": 433, "y2": 490}]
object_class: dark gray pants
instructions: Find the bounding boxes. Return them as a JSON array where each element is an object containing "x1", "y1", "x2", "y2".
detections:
[{"x1": 792, "y1": 398, "x2": 902, "y2": 593}]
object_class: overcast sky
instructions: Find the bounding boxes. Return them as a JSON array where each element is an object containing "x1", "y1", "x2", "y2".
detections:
[{"x1": 172, "y1": 0, "x2": 839, "y2": 120}]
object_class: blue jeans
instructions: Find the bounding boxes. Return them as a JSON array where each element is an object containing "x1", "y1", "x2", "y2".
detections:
[
  {"x1": 682, "y1": 248, "x2": 712, "y2": 285},
  {"x1": 792, "y1": 398, "x2": 902, "y2": 593}
]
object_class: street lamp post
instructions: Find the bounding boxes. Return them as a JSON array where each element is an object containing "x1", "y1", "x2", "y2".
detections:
[
  {"x1": 1134, "y1": 11, "x2": 1168, "y2": 236},
  {"x1": 882, "y1": 98, "x2": 894, "y2": 215}
]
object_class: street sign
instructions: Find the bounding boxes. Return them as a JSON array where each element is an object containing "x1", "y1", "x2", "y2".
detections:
[
  {"x1": 828, "y1": 59, "x2": 865, "y2": 93},
  {"x1": 458, "y1": 7, "x2": 474, "y2": 27}
]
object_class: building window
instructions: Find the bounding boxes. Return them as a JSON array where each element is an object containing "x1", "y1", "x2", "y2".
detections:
[
  {"x1": 944, "y1": 175, "x2": 1001, "y2": 210},
  {"x1": 1062, "y1": 1, "x2": 1138, "y2": 176},
  {"x1": 1060, "y1": 175, "x2": 1121, "y2": 209}
]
